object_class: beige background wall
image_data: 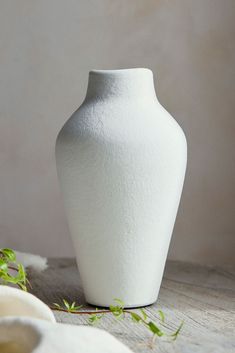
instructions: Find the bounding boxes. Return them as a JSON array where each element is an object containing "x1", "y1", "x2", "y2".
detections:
[{"x1": 0, "y1": 0, "x2": 234, "y2": 265}]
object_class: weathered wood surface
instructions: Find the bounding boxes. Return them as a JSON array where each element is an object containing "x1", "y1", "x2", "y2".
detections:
[{"x1": 28, "y1": 259, "x2": 235, "y2": 352}]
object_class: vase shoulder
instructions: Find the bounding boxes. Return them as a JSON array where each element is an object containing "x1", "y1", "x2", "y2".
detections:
[
  {"x1": 57, "y1": 99, "x2": 186, "y2": 153},
  {"x1": 57, "y1": 68, "x2": 186, "y2": 149}
]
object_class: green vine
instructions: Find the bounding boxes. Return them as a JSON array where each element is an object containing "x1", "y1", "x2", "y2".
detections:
[
  {"x1": 52, "y1": 298, "x2": 183, "y2": 343},
  {"x1": 0, "y1": 248, "x2": 183, "y2": 345},
  {"x1": 0, "y1": 248, "x2": 28, "y2": 291}
]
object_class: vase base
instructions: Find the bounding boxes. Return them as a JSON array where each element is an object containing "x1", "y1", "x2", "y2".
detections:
[{"x1": 86, "y1": 300, "x2": 157, "y2": 309}]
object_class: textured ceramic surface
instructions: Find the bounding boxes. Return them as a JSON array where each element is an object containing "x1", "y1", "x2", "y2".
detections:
[{"x1": 55, "y1": 68, "x2": 187, "y2": 307}]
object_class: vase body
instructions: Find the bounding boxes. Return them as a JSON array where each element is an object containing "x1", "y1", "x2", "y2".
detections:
[{"x1": 55, "y1": 68, "x2": 187, "y2": 307}]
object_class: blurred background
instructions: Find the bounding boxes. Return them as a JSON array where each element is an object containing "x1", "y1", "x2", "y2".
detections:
[{"x1": 0, "y1": 0, "x2": 234, "y2": 265}]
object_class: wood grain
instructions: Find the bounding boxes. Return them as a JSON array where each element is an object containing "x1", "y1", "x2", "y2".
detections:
[{"x1": 28, "y1": 259, "x2": 235, "y2": 352}]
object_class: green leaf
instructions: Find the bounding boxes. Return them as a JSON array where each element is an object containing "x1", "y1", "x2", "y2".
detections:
[
  {"x1": 148, "y1": 322, "x2": 164, "y2": 337},
  {"x1": 0, "y1": 248, "x2": 28, "y2": 291},
  {"x1": 89, "y1": 315, "x2": 98, "y2": 324},
  {"x1": 53, "y1": 300, "x2": 83, "y2": 312},
  {"x1": 63, "y1": 299, "x2": 70, "y2": 310},
  {"x1": 140, "y1": 308, "x2": 147, "y2": 321},
  {"x1": 114, "y1": 298, "x2": 125, "y2": 308},
  {"x1": 110, "y1": 305, "x2": 123, "y2": 319},
  {"x1": 109, "y1": 305, "x2": 115, "y2": 313},
  {"x1": 110, "y1": 299, "x2": 125, "y2": 320},
  {"x1": 158, "y1": 310, "x2": 165, "y2": 323},
  {"x1": 73, "y1": 305, "x2": 83, "y2": 311},
  {"x1": 131, "y1": 312, "x2": 142, "y2": 323},
  {"x1": 171, "y1": 321, "x2": 184, "y2": 340},
  {"x1": 17, "y1": 264, "x2": 26, "y2": 282},
  {"x1": 0, "y1": 248, "x2": 16, "y2": 262},
  {"x1": 89, "y1": 313, "x2": 104, "y2": 325},
  {"x1": 0, "y1": 258, "x2": 8, "y2": 272}
]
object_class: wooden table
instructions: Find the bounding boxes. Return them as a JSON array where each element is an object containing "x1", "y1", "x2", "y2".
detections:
[{"x1": 28, "y1": 259, "x2": 235, "y2": 352}]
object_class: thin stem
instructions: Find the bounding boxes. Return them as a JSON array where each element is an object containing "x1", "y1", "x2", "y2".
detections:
[
  {"x1": 51, "y1": 306, "x2": 173, "y2": 331},
  {"x1": 146, "y1": 335, "x2": 157, "y2": 349},
  {"x1": 6, "y1": 265, "x2": 31, "y2": 290},
  {"x1": 51, "y1": 307, "x2": 134, "y2": 316}
]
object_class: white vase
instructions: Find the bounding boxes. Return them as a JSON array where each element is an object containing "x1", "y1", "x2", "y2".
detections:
[{"x1": 55, "y1": 68, "x2": 187, "y2": 308}]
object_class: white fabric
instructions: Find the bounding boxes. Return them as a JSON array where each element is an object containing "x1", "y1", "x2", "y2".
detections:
[{"x1": 14, "y1": 251, "x2": 48, "y2": 272}]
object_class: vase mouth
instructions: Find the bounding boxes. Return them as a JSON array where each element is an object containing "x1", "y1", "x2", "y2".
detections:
[
  {"x1": 86, "y1": 68, "x2": 156, "y2": 100},
  {"x1": 89, "y1": 68, "x2": 152, "y2": 76}
]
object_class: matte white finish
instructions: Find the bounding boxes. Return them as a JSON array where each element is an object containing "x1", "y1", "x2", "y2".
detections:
[
  {"x1": 0, "y1": 286, "x2": 55, "y2": 322},
  {"x1": 0, "y1": 317, "x2": 133, "y2": 353},
  {"x1": 55, "y1": 68, "x2": 187, "y2": 307}
]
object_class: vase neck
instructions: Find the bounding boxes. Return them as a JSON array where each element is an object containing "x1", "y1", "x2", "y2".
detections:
[{"x1": 85, "y1": 68, "x2": 157, "y2": 101}]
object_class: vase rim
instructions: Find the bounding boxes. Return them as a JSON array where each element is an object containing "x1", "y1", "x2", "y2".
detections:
[
  {"x1": 86, "y1": 68, "x2": 155, "y2": 99},
  {"x1": 89, "y1": 68, "x2": 152, "y2": 75}
]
